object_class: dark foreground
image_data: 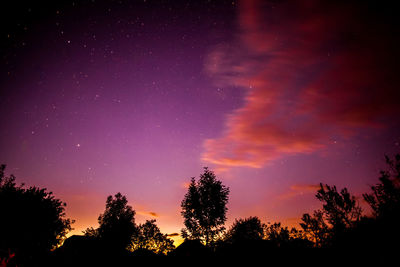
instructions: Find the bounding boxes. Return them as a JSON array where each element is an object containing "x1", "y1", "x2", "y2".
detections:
[{"x1": 2, "y1": 238, "x2": 394, "y2": 267}]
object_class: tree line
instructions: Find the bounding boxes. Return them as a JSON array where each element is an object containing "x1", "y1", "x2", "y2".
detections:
[{"x1": 1, "y1": 154, "x2": 399, "y2": 265}]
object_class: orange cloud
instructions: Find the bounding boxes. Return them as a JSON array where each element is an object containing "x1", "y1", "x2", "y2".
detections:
[
  {"x1": 278, "y1": 184, "x2": 320, "y2": 201},
  {"x1": 202, "y1": 0, "x2": 400, "y2": 170},
  {"x1": 137, "y1": 210, "x2": 159, "y2": 218},
  {"x1": 167, "y1": 233, "x2": 180, "y2": 237}
]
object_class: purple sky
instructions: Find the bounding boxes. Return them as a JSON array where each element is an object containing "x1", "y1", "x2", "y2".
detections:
[{"x1": 1, "y1": 0, "x2": 399, "y2": 244}]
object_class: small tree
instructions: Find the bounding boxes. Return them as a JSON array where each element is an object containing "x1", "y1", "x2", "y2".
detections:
[
  {"x1": 130, "y1": 219, "x2": 175, "y2": 255},
  {"x1": 359, "y1": 154, "x2": 400, "y2": 253},
  {"x1": 224, "y1": 217, "x2": 265, "y2": 244},
  {"x1": 300, "y1": 211, "x2": 329, "y2": 247},
  {"x1": 0, "y1": 164, "x2": 73, "y2": 264},
  {"x1": 300, "y1": 183, "x2": 361, "y2": 247},
  {"x1": 316, "y1": 184, "x2": 362, "y2": 231},
  {"x1": 363, "y1": 154, "x2": 400, "y2": 219},
  {"x1": 264, "y1": 222, "x2": 291, "y2": 247},
  {"x1": 181, "y1": 167, "x2": 229, "y2": 246},
  {"x1": 96, "y1": 192, "x2": 137, "y2": 251}
]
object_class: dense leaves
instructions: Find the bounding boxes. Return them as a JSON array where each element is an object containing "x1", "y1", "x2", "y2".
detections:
[
  {"x1": 130, "y1": 219, "x2": 175, "y2": 255},
  {"x1": 0, "y1": 165, "x2": 72, "y2": 265},
  {"x1": 87, "y1": 192, "x2": 137, "y2": 251},
  {"x1": 181, "y1": 167, "x2": 229, "y2": 246},
  {"x1": 224, "y1": 217, "x2": 265, "y2": 243},
  {"x1": 363, "y1": 154, "x2": 400, "y2": 219},
  {"x1": 300, "y1": 183, "x2": 362, "y2": 247}
]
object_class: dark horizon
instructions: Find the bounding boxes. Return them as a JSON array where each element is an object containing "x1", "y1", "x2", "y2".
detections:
[{"x1": 1, "y1": 152, "x2": 400, "y2": 265}]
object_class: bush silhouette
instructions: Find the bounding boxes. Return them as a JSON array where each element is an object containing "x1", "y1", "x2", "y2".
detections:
[
  {"x1": 130, "y1": 219, "x2": 175, "y2": 255},
  {"x1": 224, "y1": 216, "x2": 265, "y2": 244}
]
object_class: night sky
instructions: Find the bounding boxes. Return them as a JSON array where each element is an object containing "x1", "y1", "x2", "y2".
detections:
[{"x1": 1, "y1": 0, "x2": 400, "y2": 245}]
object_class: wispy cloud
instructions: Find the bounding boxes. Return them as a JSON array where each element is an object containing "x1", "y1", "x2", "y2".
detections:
[
  {"x1": 278, "y1": 184, "x2": 320, "y2": 201},
  {"x1": 202, "y1": 0, "x2": 400, "y2": 170},
  {"x1": 137, "y1": 210, "x2": 159, "y2": 218},
  {"x1": 167, "y1": 233, "x2": 180, "y2": 237}
]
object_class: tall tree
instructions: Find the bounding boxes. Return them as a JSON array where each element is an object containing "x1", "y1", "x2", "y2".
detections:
[
  {"x1": 181, "y1": 167, "x2": 229, "y2": 246},
  {"x1": 0, "y1": 164, "x2": 73, "y2": 264},
  {"x1": 97, "y1": 192, "x2": 137, "y2": 251}
]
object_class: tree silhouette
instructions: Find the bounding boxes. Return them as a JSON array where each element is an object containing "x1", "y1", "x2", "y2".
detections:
[
  {"x1": 95, "y1": 192, "x2": 137, "y2": 251},
  {"x1": 300, "y1": 210, "x2": 329, "y2": 247},
  {"x1": 181, "y1": 167, "x2": 229, "y2": 246},
  {"x1": 363, "y1": 154, "x2": 400, "y2": 219},
  {"x1": 300, "y1": 183, "x2": 361, "y2": 247},
  {"x1": 0, "y1": 164, "x2": 72, "y2": 264},
  {"x1": 264, "y1": 222, "x2": 291, "y2": 247},
  {"x1": 224, "y1": 217, "x2": 265, "y2": 244},
  {"x1": 356, "y1": 153, "x2": 400, "y2": 257},
  {"x1": 130, "y1": 219, "x2": 175, "y2": 255},
  {"x1": 317, "y1": 184, "x2": 362, "y2": 231}
]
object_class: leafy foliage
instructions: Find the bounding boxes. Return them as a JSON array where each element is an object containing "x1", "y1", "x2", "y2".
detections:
[
  {"x1": 264, "y1": 222, "x2": 290, "y2": 246},
  {"x1": 130, "y1": 219, "x2": 175, "y2": 255},
  {"x1": 363, "y1": 154, "x2": 400, "y2": 219},
  {"x1": 300, "y1": 211, "x2": 329, "y2": 247},
  {"x1": 316, "y1": 184, "x2": 362, "y2": 230},
  {"x1": 96, "y1": 192, "x2": 137, "y2": 251},
  {"x1": 0, "y1": 165, "x2": 73, "y2": 264},
  {"x1": 224, "y1": 217, "x2": 265, "y2": 243},
  {"x1": 264, "y1": 222, "x2": 311, "y2": 248},
  {"x1": 181, "y1": 167, "x2": 229, "y2": 246},
  {"x1": 300, "y1": 183, "x2": 362, "y2": 247}
]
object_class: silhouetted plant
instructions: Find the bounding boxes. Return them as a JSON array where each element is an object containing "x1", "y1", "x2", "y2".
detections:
[
  {"x1": 82, "y1": 227, "x2": 99, "y2": 238},
  {"x1": 0, "y1": 164, "x2": 73, "y2": 264},
  {"x1": 130, "y1": 219, "x2": 175, "y2": 255},
  {"x1": 300, "y1": 211, "x2": 329, "y2": 247},
  {"x1": 317, "y1": 184, "x2": 362, "y2": 230},
  {"x1": 363, "y1": 154, "x2": 400, "y2": 219},
  {"x1": 264, "y1": 222, "x2": 291, "y2": 246},
  {"x1": 181, "y1": 167, "x2": 229, "y2": 246},
  {"x1": 93, "y1": 192, "x2": 137, "y2": 251},
  {"x1": 352, "y1": 153, "x2": 400, "y2": 256},
  {"x1": 300, "y1": 183, "x2": 362, "y2": 247},
  {"x1": 224, "y1": 217, "x2": 265, "y2": 244}
]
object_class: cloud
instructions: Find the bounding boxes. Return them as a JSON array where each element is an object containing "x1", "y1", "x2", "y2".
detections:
[
  {"x1": 202, "y1": 0, "x2": 400, "y2": 170},
  {"x1": 181, "y1": 181, "x2": 191, "y2": 189},
  {"x1": 167, "y1": 233, "x2": 180, "y2": 237},
  {"x1": 137, "y1": 211, "x2": 159, "y2": 218},
  {"x1": 278, "y1": 184, "x2": 320, "y2": 201}
]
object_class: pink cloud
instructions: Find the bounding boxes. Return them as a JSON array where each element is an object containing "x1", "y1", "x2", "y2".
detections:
[
  {"x1": 278, "y1": 184, "x2": 321, "y2": 201},
  {"x1": 202, "y1": 0, "x2": 400, "y2": 170},
  {"x1": 136, "y1": 210, "x2": 159, "y2": 218}
]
